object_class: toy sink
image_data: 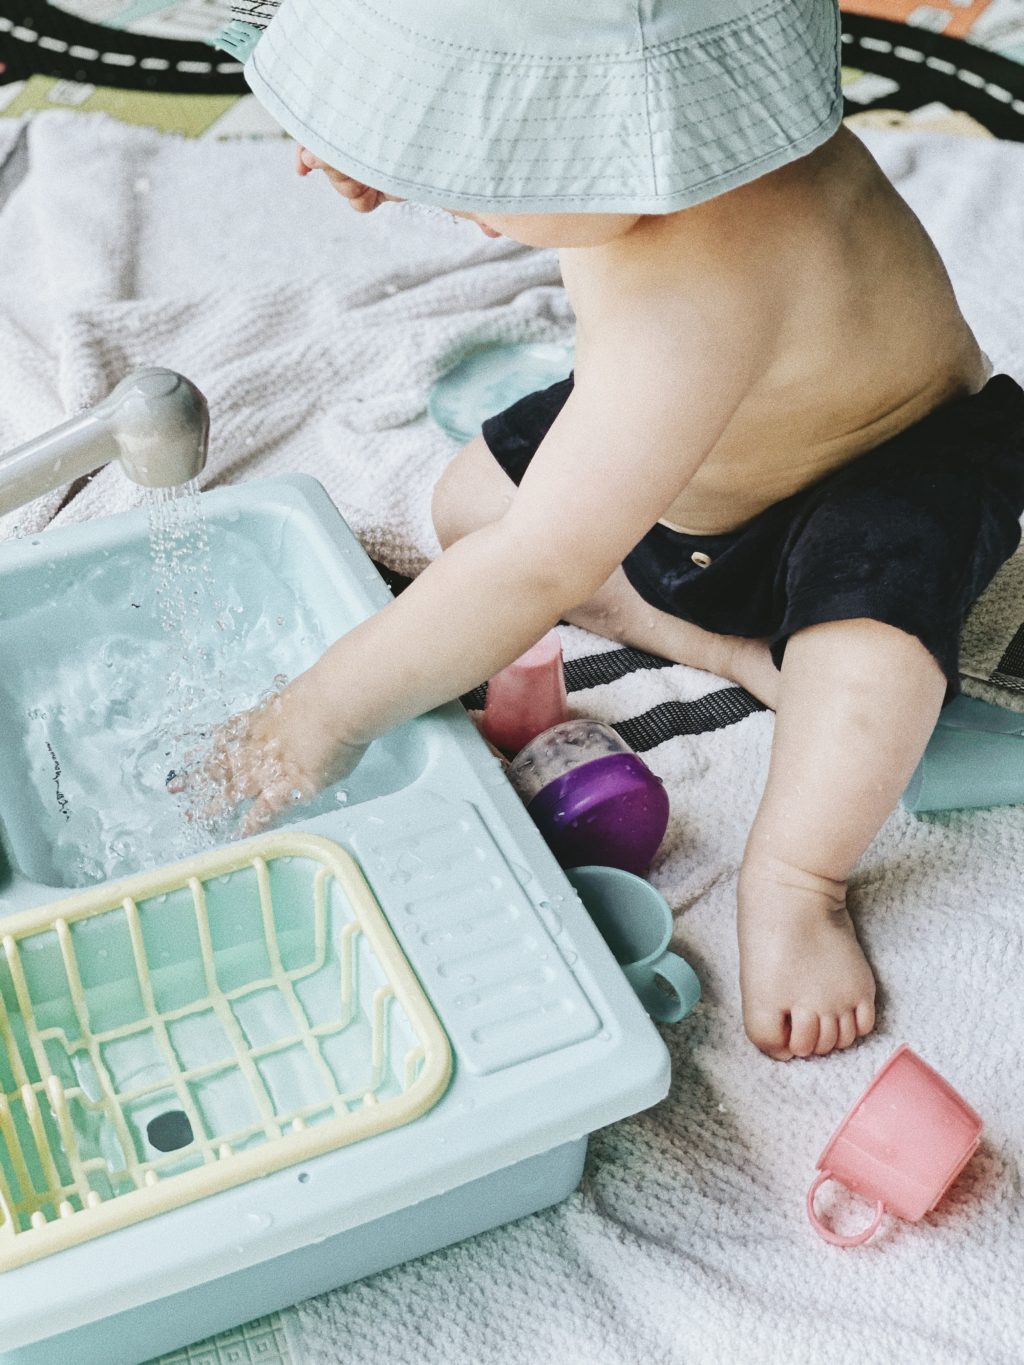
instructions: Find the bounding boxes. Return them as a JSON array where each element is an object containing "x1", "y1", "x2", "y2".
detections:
[{"x1": 0, "y1": 475, "x2": 671, "y2": 1365}]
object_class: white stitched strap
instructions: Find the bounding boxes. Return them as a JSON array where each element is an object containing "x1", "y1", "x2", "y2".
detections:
[
  {"x1": 213, "y1": 1, "x2": 284, "y2": 58},
  {"x1": 229, "y1": 0, "x2": 285, "y2": 30}
]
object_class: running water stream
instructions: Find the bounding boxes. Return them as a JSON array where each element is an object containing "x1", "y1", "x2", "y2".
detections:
[{"x1": 146, "y1": 479, "x2": 255, "y2": 855}]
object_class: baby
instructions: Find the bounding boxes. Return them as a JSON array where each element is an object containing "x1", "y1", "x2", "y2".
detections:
[{"x1": 196, "y1": 0, "x2": 1024, "y2": 1060}]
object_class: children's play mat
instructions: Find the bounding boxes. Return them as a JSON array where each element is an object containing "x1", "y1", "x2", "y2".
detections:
[
  {"x1": 1, "y1": 1, "x2": 1023, "y2": 140},
  {"x1": 1, "y1": 5, "x2": 1023, "y2": 1365}
]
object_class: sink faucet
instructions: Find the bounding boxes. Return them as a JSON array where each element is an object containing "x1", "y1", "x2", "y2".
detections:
[{"x1": 0, "y1": 368, "x2": 209, "y2": 516}]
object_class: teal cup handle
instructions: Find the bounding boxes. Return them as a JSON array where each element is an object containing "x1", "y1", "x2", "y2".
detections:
[
  {"x1": 624, "y1": 951, "x2": 702, "y2": 1025},
  {"x1": 565, "y1": 865, "x2": 701, "y2": 1024}
]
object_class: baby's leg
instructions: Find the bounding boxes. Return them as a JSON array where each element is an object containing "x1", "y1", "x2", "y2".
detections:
[
  {"x1": 432, "y1": 435, "x2": 780, "y2": 705},
  {"x1": 738, "y1": 617, "x2": 946, "y2": 1060}
]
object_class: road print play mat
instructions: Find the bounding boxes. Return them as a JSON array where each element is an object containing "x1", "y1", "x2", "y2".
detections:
[{"x1": 1, "y1": 1, "x2": 1023, "y2": 139}]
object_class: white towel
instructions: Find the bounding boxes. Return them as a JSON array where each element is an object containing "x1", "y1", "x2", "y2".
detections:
[
  {"x1": 0, "y1": 114, "x2": 1022, "y2": 1365},
  {"x1": 0, "y1": 111, "x2": 572, "y2": 573}
]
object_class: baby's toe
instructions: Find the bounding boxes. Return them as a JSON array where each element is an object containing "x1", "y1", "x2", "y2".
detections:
[
  {"x1": 744, "y1": 1006, "x2": 792, "y2": 1060},
  {"x1": 855, "y1": 998, "x2": 876, "y2": 1037},
  {"x1": 788, "y1": 1007, "x2": 821, "y2": 1058},
  {"x1": 836, "y1": 1010, "x2": 858, "y2": 1049},
  {"x1": 813, "y1": 1013, "x2": 840, "y2": 1056}
]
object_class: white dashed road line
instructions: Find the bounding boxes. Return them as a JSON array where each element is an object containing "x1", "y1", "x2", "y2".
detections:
[{"x1": 0, "y1": 13, "x2": 242, "y2": 75}]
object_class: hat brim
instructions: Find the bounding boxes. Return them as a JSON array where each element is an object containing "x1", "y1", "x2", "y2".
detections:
[{"x1": 246, "y1": 0, "x2": 843, "y2": 215}]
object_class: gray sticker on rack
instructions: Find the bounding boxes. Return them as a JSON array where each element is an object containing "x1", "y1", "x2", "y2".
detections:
[{"x1": 350, "y1": 802, "x2": 601, "y2": 1074}]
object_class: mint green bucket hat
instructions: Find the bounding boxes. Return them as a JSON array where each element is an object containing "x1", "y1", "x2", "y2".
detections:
[{"x1": 223, "y1": 0, "x2": 843, "y2": 215}]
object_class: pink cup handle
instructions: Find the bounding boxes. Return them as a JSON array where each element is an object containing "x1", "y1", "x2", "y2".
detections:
[{"x1": 806, "y1": 1171, "x2": 885, "y2": 1248}]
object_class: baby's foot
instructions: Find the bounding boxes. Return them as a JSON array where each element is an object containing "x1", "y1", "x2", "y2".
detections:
[{"x1": 736, "y1": 857, "x2": 876, "y2": 1060}]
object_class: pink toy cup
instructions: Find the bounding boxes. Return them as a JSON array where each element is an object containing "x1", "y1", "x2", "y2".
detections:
[
  {"x1": 807, "y1": 1045, "x2": 983, "y2": 1248},
  {"x1": 481, "y1": 630, "x2": 571, "y2": 755}
]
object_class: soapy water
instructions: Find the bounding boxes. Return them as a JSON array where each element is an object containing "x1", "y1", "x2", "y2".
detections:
[{"x1": 18, "y1": 484, "x2": 326, "y2": 886}]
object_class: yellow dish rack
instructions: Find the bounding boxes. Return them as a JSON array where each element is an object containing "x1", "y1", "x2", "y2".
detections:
[{"x1": 0, "y1": 833, "x2": 452, "y2": 1271}]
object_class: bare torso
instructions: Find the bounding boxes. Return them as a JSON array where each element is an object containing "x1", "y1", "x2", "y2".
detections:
[{"x1": 559, "y1": 125, "x2": 989, "y2": 535}]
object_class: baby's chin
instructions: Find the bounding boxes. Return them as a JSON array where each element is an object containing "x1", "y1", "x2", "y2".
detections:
[{"x1": 478, "y1": 212, "x2": 643, "y2": 248}]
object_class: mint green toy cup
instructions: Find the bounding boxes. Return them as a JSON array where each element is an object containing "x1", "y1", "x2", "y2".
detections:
[
  {"x1": 902, "y1": 695, "x2": 1024, "y2": 813},
  {"x1": 566, "y1": 866, "x2": 700, "y2": 1024}
]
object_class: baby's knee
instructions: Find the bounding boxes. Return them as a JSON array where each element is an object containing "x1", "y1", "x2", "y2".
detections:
[
  {"x1": 786, "y1": 619, "x2": 946, "y2": 704},
  {"x1": 431, "y1": 433, "x2": 515, "y2": 549},
  {"x1": 431, "y1": 453, "x2": 472, "y2": 549}
]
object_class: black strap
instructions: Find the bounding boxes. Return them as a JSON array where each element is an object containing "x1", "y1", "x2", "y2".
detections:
[{"x1": 461, "y1": 643, "x2": 765, "y2": 752}]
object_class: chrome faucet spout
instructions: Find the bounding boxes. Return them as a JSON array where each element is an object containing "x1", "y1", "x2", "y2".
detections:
[{"x1": 0, "y1": 369, "x2": 209, "y2": 517}]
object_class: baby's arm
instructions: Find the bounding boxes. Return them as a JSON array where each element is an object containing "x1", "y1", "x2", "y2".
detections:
[{"x1": 202, "y1": 308, "x2": 763, "y2": 831}]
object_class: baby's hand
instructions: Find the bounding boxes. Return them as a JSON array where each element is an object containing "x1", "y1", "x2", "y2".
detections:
[
  {"x1": 168, "y1": 678, "x2": 367, "y2": 838},
  {"x1": 295, "y1": 144, "x2": 397, "y2": 213}
]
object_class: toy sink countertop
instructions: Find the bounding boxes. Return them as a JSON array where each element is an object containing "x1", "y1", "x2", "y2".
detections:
[{"x1": 0, "y1": 475, "x2": 670, "y2": 1364}]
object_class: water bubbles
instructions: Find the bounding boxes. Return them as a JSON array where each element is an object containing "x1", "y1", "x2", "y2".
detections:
[
  {"x1": 289, "y1": 788, "x2": 304, "y2": 804},
  {"x1": 335, "y1": 790, "x2": 349, "y2": 805},
  {"x1": 76, "y1": 856, "x2": 105, "y2": 885},
  {"x1": 21, "y1": 493, "x2": 327, "y2": 886}
]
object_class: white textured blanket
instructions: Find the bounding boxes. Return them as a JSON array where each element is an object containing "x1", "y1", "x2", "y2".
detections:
[
  {"x1": 1, "y1": 113, "x2": 1022, "y2": 1365},
  {"x1": 0, "y1": 111, "x2": 572, "y2": 571}
]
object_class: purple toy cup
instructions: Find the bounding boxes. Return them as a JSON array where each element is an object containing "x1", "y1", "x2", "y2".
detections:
[{"x1": 508, "y1": 721, "x2": 669, "y2": 875}]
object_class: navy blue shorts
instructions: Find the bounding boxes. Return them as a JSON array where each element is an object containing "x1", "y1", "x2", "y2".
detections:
[{"x1": 480, "y1": 372, "x2": 1024, "y2": 700}]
